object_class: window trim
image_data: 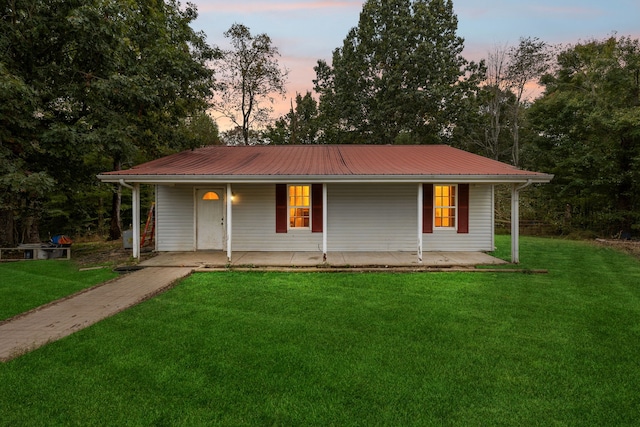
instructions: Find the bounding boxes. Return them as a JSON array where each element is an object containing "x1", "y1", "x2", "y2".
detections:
[
  {"x1": 434, "y1": 184, "x2": 458, "y2": 230},
  {"x1": 287, "y1": 184, "x2": 311, "y2": 230}
]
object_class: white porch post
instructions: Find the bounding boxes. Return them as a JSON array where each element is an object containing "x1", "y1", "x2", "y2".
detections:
[
  {"x1": 226, "y1": 184, "x2": 233, "y2": 262},
  {"x1": 132, "y1": 183, "x2": 141, "y2": 259},
  {"x1": 511, "y1": 183, "x2": 520, "y2": 264},
  {"x1": 417, "y1": 183, "x2": 423, "y2": 263},
  {"x1": 511, "y1": 180, "x2": 533, "y2": 264},
  {"x1": 322, "y1": 183, "x2": 328, "y2": 261}
]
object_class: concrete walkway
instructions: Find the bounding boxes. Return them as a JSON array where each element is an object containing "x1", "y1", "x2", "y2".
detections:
[{"x1": 0, "y1": 267, "x2": 192, "y2": 362}]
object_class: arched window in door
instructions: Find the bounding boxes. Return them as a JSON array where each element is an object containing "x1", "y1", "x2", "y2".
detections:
[{"x1": 202, "y1": 191, "x2": 220, "y2": 200}]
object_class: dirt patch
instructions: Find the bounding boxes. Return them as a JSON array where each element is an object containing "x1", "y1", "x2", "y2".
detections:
[
  {"x1": 594, "y1": 238, "x2": 640, "y2": 260},
  {"x1": 71, "y1": 240, "x2": 157, "y2": 268}
]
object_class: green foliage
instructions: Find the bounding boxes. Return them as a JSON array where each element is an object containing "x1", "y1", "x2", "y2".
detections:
[
  {"x1": 0, "y1": 0, "x2": 217, "y2": 243},
  {"x1": 526, "y1": 36, "x2": 640, "y2": 236},
  {"x1": 1, "y1": 237, "x2": 640, "y2": 424},
  {"x1": 178, "y1": 111, "x2": 220, "y2": 148},
  {"x1": 263, "y1": 92, "x2": 320, "y2": 144},
  {"x1": 456, "y1": 37, "x2": 551, "y2": 165},
  {"x1": 313, "y1": 0, "x2": 483, "y2": 144}
]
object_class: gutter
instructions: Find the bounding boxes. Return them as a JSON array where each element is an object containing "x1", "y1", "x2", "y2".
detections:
[
  {"x1": 118, "y1": 179, "x2": 134, "y2": 190},
  {"x1": 98, "y1": 174, "x2": 554, "y2": 185}
]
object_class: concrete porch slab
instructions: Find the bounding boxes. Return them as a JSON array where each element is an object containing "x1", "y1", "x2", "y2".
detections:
[{"x1": 139, "y1": 251, "x2": 507, "y2": 269}]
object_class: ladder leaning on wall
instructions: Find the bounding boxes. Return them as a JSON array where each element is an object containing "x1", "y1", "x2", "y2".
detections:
[{"x1": 140, "y1": 202, "x2": 155, "y2": 247}]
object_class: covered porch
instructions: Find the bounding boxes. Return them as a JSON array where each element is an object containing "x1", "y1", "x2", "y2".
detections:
[
  {"x1": 139, "y1": 250, "x2": 507, "y2": 269},
  {"x1": 126, "y1": 182, "x2": 531, "y2": 264}
]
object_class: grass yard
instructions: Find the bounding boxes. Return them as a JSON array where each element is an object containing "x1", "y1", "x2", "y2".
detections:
[
  {"x1": 0, "y1": 260, "x2": 117, "y2": 321},
  {"x1": 1, "y1": 236, "x2": 640, "y2": 425}
]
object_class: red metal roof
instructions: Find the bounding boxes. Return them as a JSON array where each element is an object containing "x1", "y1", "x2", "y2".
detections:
[{"x1": 98, "y1": 145, "x2": 552, "y2": 182}]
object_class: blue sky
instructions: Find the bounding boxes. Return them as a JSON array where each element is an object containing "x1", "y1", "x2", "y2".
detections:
[{"x1": 190, "y1": 0, "x2": 640, "y2": 124}]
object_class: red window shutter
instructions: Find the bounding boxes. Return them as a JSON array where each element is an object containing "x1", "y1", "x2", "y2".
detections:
[
  {"x1": 275, "y1": 184, "x2": 287, "y2": 233},
  {"x1": 458, "y1": 184, "x2": 469, "y2": 234},
  {"x1": 423, "y1": 184, "x2": 433, "y2": 233},
  {"x1": 311, "y1": 184, "x2": 323, "y2": 233}
]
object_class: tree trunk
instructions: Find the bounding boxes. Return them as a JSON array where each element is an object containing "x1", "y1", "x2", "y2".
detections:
[
  {"x1": 108, "y1": 186, "x2": 122, "y2": 240},
  {"x1": 23, "y1": 200, "x2": 41, "y2": 243},
  {"x1": 108, "y1": 159, "x2": 123, "y2": 240},
  {"x1": 0, "y1": 210, "x2": 15, "y2": 247},
  {"x1": 512, "y1": 102, "x2": 520, "y2": 167}
]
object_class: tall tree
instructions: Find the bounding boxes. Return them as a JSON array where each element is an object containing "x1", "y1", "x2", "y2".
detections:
[
  {"x1": 0, "y1": 0, "x2": 217, "y2": 243},
  {"x1": 1, "y1": 0, "x2": 76, "y2": 244},
  {"x1": 506, "y1": 37, "x2": 551, "y2": 166},
  {"x1": 263, "y1": 92, "x2": 320, "y2": 145},
  {"x1": 212, "y1": 24, "x2": 288, "y2": 145},
  {"x1": 462, "y1": 38, "x2": 550, "y2": 164},
  {"x1": 468, "y1": 44, "x2": 514, "y2": 160},
  {"x1": 313, "y1": 0, "x2": 483, "y2": 145},
  {"x1": 527, "y1": 36, "x2": 640, "y2": 236}
]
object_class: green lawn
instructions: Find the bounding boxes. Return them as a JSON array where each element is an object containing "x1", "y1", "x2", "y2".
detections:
[
  {"x1": 0, "y1": 260, "x2": 117, "y2": 321},
  {"x1": 1, "y1": 237, "x2": 639, "y2": 425}
]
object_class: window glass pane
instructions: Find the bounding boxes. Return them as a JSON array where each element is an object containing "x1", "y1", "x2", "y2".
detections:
[
  {"x1": 434, "y1": 185, "x2": 456, "y2": 228},
  {"x1": 289, "y1": 185, "x2": 311, "y2": 228},
  {"x1": 202, "y1": 191, "x2": 219, "y2": 200}
]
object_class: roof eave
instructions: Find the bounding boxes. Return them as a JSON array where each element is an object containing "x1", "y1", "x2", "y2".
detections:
[{"x1": 97, "y1": 173, "x2": 554, "y2": 185}]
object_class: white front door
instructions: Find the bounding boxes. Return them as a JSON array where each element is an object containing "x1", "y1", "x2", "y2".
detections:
[{"x1": 196, "y1": 189, "x2": 224, "y2": 250}]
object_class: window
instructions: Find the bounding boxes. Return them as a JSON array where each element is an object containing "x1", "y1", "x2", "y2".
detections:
[
  {"x1": 276, "y1": 184, "x2": 322, "y2": 233},
  {"x1": 288, "y1": 185, "x2": 310, "y2": 228},
  {"x1": 434, "y1": 185, "x2": 456, "y2": 228},
  {"x1": 201, "y1": 191, "x2": 220, "y2": 200}
]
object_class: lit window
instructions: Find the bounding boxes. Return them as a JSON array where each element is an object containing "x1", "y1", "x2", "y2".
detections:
[
  {"x1": 202, "y1": 191, "x2": 220, "y2": 200},
  {"x1": 289, "y1": 185, "x2": 310, "y2": 228},
  {"x1": 434, "y1": 185, "x2": 456, "y2": 228}
]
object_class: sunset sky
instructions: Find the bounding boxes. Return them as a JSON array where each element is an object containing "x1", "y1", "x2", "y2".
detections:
[{"x1": 190, "y1": 0, "x2": 640, "y2": 128}]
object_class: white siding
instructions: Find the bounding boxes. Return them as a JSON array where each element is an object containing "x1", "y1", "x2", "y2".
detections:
[
  {"x1": 327, "y1": 183, "x2": 417, "y2": 251},
  {"x1": 156, "y1": 185, "x2": 195, "y2": 251},
  {"x1": 232, "y1": 184, "x2": 322, "y2": 251},
  {"x1": 425, "y1": 184, "x2": 494, "y2": 251},
  {"x1": 154, "y1": 182, "x2": 494, "y2": 253}
]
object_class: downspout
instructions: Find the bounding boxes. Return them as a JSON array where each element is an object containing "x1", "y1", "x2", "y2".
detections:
[
  {"x1": 515, "y1": 179, "x2": 533, "y2": 192},
  {"x1": 118, "y1": 179, "x2": 133, "y2": 190},
  {"x1": 119, "y1": 180, "x2": 140, "y2": 260},
  {"x1": 511, "y1": 179, "x2": 533, "y2": 264}
]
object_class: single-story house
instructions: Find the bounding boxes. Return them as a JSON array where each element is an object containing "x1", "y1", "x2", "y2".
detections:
[{"x1": 97, "y1": 145, "x2": 553, "y2": 263}]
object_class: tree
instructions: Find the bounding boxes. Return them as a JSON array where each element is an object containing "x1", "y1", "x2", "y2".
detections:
[
  {"x1": 180, "y1": 112, "x2": 221, "y2": 148},
  {"x1": 506, "y1": 37, "x2": 552, "y2": 166},
  {"x1": 0, "y1": 0, "x2": 217, "y2": 243},
  {"x1": 221, "y1": 126, "x2": 267, "y2": 146},
  {"x1": 462, "y1": 44, "x2": 514, "y2": 161},
  {"x1": 263, "y1": 92, "x2": 320, "y2": 144},
  {"x1": 1, "y1": 0, "x2": 77, "y2": 244},
  {"x1": 313, "y1": 0, "x2": 483, "y2": 145},
  {"x1": 212, "y1": 24, "x2": 288, "y2": 145},
  {"x1": 461, "y1": 38, "x2": 550, "y2": 164},
  {"x1": 527, "y1": 36, "x2": 640, "y2": 236}
]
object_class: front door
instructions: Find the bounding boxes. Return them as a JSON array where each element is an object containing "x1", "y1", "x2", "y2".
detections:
[{"x1": 196, "y1": 189, "x2": 224, "y2": 250}]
